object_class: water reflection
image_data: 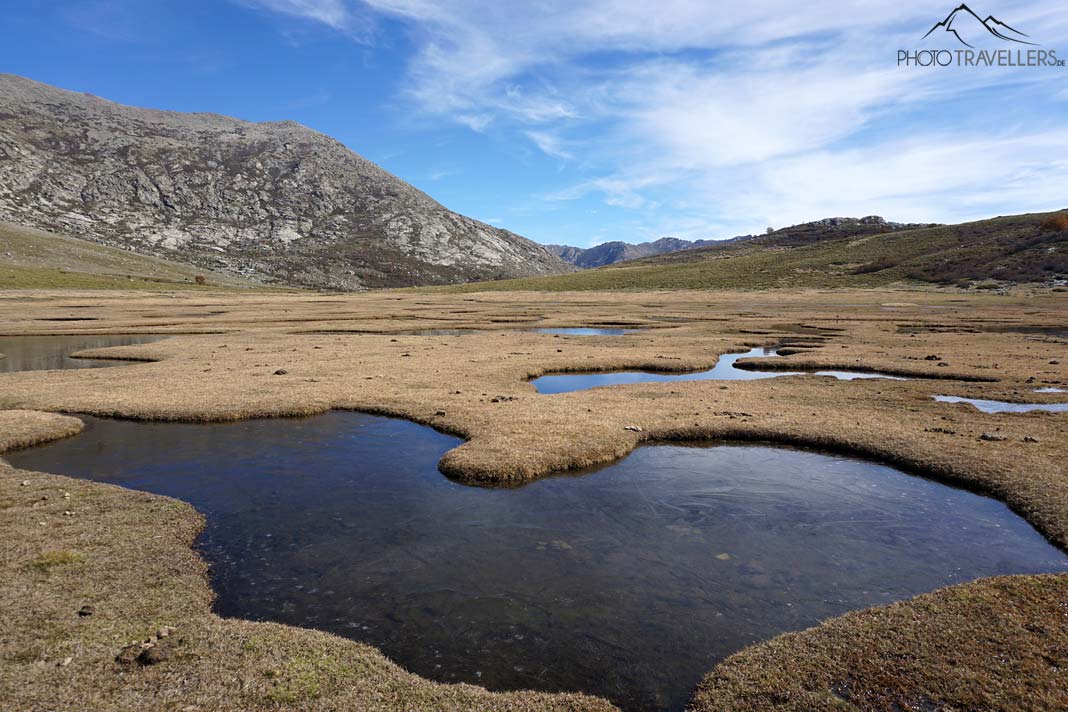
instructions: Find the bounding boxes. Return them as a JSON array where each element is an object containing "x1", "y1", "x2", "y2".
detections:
[
  {"x1": 9, "y1": 413, "x2": 1066, "y2": 711},
  {"x1": 531, "y1": 328, "x2": 642, "y2": 336},
  {"x1": 934, "y1": 395, "x2": 1068, "y2": 414},
  {"x1": 0, "y1": 335, "x2": 167, "y2": 373},
  {"x1": 306, "y1": 328, "x2": 644, "y2": 337},
  {"x1": 531, "y1": 348, "x2": 908, "y2": 395}
]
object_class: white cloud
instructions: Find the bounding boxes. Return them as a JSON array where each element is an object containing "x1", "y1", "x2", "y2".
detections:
[
  {"x1": 242, "y1": 0, "x2": 1068, "y2": 237},
  {"x1": 524, "y1": 130, "x2": 573, "y2": 160},
  {"x1": 241, "y1": 0, "x2": 351, "y2": 29},
  {"x1": 732, "y1": 129, "x2": 1068, "y2": 227}
]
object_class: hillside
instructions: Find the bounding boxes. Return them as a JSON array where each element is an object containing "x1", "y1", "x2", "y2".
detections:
[
  {"x1": 546, "y1": 237, "x2": 717, "y2": 268},
  {"x1": 0, "y1": 221, "x2": 267, "y2": 290},
  {"x1": 444, "y1": 212, "x2": 1068, "y2": 291},
  {"x1": 0, "y1": 74, "x2": 570, "y2": 289},
  {"x1": 544, "y1": 217, "x2": 933, "y2": 269}
]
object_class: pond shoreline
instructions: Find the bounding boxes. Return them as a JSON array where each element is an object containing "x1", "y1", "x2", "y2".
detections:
[{"x1": 1, "y1": 288, "x2": 1066, "y2": 711}]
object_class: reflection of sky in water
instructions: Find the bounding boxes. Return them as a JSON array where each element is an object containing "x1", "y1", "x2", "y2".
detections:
[
  {"x1": 531, "y1": 328, "x2": 640, "y2": 336},
  {"x1": 934, "y1": 395, "x2": 1068, "y2": 413},
  {"x1": 532, "y1": 347, "x2": 909, "y2": 394},
  {"x1": 0, "y1": 335, "x2": 166, "y2": 372},
  {"x1": 10, "y1": 412, "x2": 1067, "y2": 711}
]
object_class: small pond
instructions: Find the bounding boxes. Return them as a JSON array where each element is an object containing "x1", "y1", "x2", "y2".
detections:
[
  {"x1": 8, "y1": 413, "x2": 1066, "y2": 711},
  {"x1": 0, "y1": 334, "x2": 166, "y2": 373},
  {"x1": 532, "y1": 328, "x2": 642, "y2": 336},
  {"x1": 934, "y1": 395, "x2": 1068, "y2": 414},
  {"x1": 307, "y1": 328, "x2": 643, "y2": 337},
  {"x1": 531, "y1": 347, "x2": 906, "y2": 395}
]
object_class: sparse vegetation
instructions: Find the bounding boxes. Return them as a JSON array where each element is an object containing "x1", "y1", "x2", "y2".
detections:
[
  {"x1": 441, "y1": 212, "x2": 1068, "y2": 291},
  {"x1": 1040, "y1": 212, "x2": 1068, "y2": 232},
  {"x1": 29, "y1": 549, "x2": 85, "y2": 570},
  {"x1": 265, "y1": 652, "x2": 355, "y2": 703},
  {"x1": 0, "y1": 222, "x2": 270, "y2": 291},
  {"x1": 850, "y1": 258, "x2": 898, "y2": 275}
]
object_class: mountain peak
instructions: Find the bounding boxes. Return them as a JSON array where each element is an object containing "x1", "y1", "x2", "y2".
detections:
[{"x1": 0, "y1": 74, "x2": 572, "y2": 289}]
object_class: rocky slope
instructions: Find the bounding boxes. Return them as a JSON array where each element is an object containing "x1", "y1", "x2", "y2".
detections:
[{"x1": 0, "y1": 74, "x2": 570, "y2": 289}]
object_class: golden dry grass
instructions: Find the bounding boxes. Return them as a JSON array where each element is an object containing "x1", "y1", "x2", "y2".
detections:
[
  {"x1": 0, "y1": 410, "x2": 84, "y2": 451},
  {"x1": 692, "y1": 573, "x2": 1068, "y2": 711},
  {"x1": 0, "y1": 286, "x2": 1066, "y2": 710}
]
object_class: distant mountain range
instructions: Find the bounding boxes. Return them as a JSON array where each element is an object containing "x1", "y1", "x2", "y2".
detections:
[
  {"x1": 546, "y1": 237, "x2": 720, "y2": 268},
  {"x1": 545, "y1": 217, "x2": 934, "y2": 269},
  {"x1": 0, "y1": 74, "x2": 571, "y2": 289},
  {"x1": 461, "y1": 212, "x2": 1068, "y2": 291}
]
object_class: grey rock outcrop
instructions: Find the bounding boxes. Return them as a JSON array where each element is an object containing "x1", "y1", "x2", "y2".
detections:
[{"x1": 0, "y1": 74, "x2": 571, "y2": 289}]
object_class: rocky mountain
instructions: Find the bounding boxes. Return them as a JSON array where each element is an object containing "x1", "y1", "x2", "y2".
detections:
[
  {"x1": 0, "y1": 74, "x2": 571, "y2": 289},
  {"x1": 546, "y1": 236, "x2": 717, "y2": 268}
]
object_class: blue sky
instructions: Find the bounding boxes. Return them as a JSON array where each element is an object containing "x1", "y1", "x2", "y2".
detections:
[{"x1": 3, "y1": 1, "x2": 1067, "y2": 247}]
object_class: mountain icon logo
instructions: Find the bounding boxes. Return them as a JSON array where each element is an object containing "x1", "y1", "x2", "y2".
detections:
[{"x1": 923, "y1": 4, "x2": 1037, "y2": 48}]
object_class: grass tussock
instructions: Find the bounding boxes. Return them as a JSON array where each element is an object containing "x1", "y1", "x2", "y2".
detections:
[
  {"x1": 0, "y1": 411, "x2": 84, "y2": 451},
  {"x1": 263, "y1": 651, "x2": 356, "y2": 703},
  {"x1": 691, "y1": 573, "x2": 1068, "y2": 711},
  {"x1": 28, "y1": 549, "x2": 85, "y2": 570}
]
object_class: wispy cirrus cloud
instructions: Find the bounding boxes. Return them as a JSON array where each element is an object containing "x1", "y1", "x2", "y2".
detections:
[
  {"x1": 237, "y1": 0, "x2": 1068, "y2": 240},
  {"x1": 240, "y1": 0, "x2": 351, "y2": 28}
]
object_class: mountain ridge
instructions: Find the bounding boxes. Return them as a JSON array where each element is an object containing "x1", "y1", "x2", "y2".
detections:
[
  {"x1": 443, "y1": 212, "x2": 1067, "y2": 291},
  {"x1": 546, "y1": 217, "x2": 930, "y2": 268},
  {"x1": 0, "y1": 74, "x2": 571, "y2": 289},
  {"x1": 546, "y1": 236, "x2": 719, "y2": 268}
]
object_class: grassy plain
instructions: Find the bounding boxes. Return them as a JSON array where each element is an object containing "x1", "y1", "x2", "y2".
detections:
[
  {"x1": 0, "y1": 287, "x2": 1066, "y2": 710},
  {"x1": 0, "y1": 222, "x2": 268, "y2": 290}
]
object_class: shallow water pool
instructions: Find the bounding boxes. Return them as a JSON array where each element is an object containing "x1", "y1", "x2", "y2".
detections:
[
  {"x1": 8, "y1": 413, "x2": 1066, "y2": 710},
  {"x1": 0, "y1": 334, "x2": 166, "y2": 373},
  {"x1": 934, "y1": 395, "x2": 1068, "y2": 414},
  {"x1": 531, "y1": 328, "x2": 642, "y2": 336},
  {"x1": 530, "y1": 347, "x2": 908, "y2": 394}
]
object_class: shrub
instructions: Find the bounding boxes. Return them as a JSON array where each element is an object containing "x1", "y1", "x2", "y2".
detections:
[
  {"x1": 1040, "y1": 213, "x2": 1068, "y2": 232},
  {"x1": 194, "y1": 275, "x2": 206, "y2": 285},
  {"x1": 850, "y1": 258, "x2": 898, "y2": 275}
]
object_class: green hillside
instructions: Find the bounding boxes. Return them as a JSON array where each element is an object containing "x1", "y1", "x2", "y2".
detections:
[
  {"x1": 0, "y1": 222, "x2": 269, "y2": 290},
  {"x1": 443, "y1": 211, "x2": 1068, "y2": 291}
]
